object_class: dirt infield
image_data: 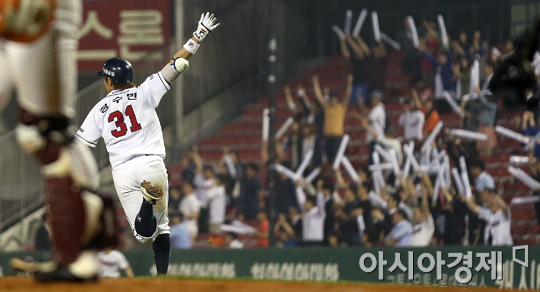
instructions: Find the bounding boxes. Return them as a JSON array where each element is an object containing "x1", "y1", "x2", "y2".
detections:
[{"x1": 0, "y1": 277, "x2": 505, "y2": 292}]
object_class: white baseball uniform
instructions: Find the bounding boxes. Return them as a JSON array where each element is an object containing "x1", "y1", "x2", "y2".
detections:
[
  {"x1": 97, "y1": 250, "x2": 130, "y2": 278},
  {"x1": 76, "y1": 72, "x2": 171, "y2": 243}
]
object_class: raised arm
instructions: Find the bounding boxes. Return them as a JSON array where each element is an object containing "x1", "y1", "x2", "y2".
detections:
[
  {"x1": 421, "y1": 180, "x2": 430, "y2": 214},
  {"x1": 345, "y1": 35, "x2": 365, "y2": 59},
  {"x1": 377, "y1": 40, "x2": 386, "y2": 56},
  {"x1": 405, "y1": 176, "x2": 417, "y2": 199},
  {"x1": 297, "y1": 85, "x2": 312, "y2": 112},
  {"x1": 261, "y1": 141, "x2": 269, "y2": 163},
  {"x1": 340, "y1": 39, "x2": 351, "y2": 59},
  {"x1": 529, "y1": 147, "x2": 538, "y2": 177},
  {"x1": 411, "y1": 89, "x2": 422, "y2": 110},
  {"x1": 356, "y1": 96, "x2": 370, "y2": 115},
  {"x1": 355, "y1": 36, "x2": 371, "y2": 56},
  {"x1": 192, "y1": 147, "x2": 203, "y2": 175},
  {"x1": 423, "y1": 21, "x2": 438, "y2": 39},
  {"x1": 275, "y1": 139, "x2": 285, "y2": 161},
  {"x1": 522, "y1": 111, "x2": 535, "y2": 130},
  {"x1": 217, "y1": 148, "x2": 229, "y2": 174},
  {"x1": 421, "y1": 171, "x2": 434, "y2": 197},
  {"x1": 284, "y1": 85, "x2": 298, "y2": 112},
  {"x1": 493, "y1": 195, "x2": 509, "y2": 216},
  {"x1": 312, "y1": 75, "x2": 326, "y2": 106},
  {"x1": 342, "y1": 74, "x2": 354, "y2": 106},
  {"x1": 522, "y1": 112, "x2": 528, "y2": 131},
  {"x1": 441, "y1": 187, "x2": 453, "y2": 204},
  {"x1": 335, "y1": 169, "x2": 348, "y2": 189},
  {"x1": 281, "y1": 220, "x2": 296, "y2": 237},
  {"x1": 460, "y1": 97, "x2": 470, "y2": 114},
  {"x1": 465, "y1": 197, "x2": 480, "y2": 214},
  {"x1": 160, "y1": 13, "x2": 220, "y2": 85},
  {"x1": 452, "y1": 62, "x2": 461, "y2": 81}
]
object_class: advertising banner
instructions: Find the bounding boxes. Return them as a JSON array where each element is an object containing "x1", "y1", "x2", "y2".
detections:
[
  {"x1": 1, "y1": 246, "x2": 539, "y2": 289},
  {"x1": 77, "y1": 0, "x2": 172, "y2": 71}
]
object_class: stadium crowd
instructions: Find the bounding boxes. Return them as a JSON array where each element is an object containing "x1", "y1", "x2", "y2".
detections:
[{"x1": 32, "y1": 17, "x2": 535, "y2": 251}]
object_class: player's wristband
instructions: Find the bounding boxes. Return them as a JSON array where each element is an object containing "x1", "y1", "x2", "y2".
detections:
[{"x1": 183, "y1": 39, "x2": 200, "y2": 55}]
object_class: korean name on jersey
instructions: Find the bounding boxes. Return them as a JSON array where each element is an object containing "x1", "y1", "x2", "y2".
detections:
[{"x1": 76, "y1": 72, "x2": 171, "y2": 169}]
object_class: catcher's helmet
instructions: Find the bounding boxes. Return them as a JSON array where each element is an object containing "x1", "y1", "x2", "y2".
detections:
[{"x1": 98, "y1": 58, "x2": 133, "y2": 84}]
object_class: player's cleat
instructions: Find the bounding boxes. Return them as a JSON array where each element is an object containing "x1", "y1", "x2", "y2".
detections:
[{"x1": 141, "y1": 180, "x2": 164, "y2": 205}]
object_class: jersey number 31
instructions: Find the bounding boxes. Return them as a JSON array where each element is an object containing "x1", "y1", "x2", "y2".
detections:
[{"x1": 108, "y1": 105, "x2": 142, "y2": 137}]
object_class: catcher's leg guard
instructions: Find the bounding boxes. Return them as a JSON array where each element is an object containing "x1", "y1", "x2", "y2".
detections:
[
  {"x1": 16, "y1": 108, "x2": 116, "y2": 266},
  {"x1": 17, "y1": 109, "x2": 84, "y2": 266},
  {"x1": 10, "y1": 192, "x2": 118, "y2": 280},
  {"x1": 46, "y1": 176, "x2": 86, "y2": 266}
]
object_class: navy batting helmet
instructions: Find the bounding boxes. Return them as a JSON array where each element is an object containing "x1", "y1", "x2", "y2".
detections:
[{"x1": 98, "y1": 58, "x2": 133, "y2": 84}]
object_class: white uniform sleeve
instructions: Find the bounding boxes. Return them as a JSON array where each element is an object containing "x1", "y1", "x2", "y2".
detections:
[
  {"x1": 76, "y1": 104, "x2": 102, "y2": 148},
  {"x1": 115, "y1": 251, "x2": 129, "y2": 269},
  {"x1": 138, "y1": 72, "x2": 170, "y2": 108}
]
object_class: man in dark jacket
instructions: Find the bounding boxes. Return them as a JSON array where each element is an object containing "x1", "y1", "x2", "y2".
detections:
[
  {"x1": 238, "y1": 163, "x2": 261, "y2": 221},
  {"x1": 275, "y1": 170, "x2": 298, "y2": 215},
  {"x1": 35, "y1": 213, "x2": 52, "y2": 251},
  {"x1": 321, "y1": 181, "x2": 335, "y2": 245},
  {"x1": 397, "y1": 17, "x2": 422, "y2": 85}
]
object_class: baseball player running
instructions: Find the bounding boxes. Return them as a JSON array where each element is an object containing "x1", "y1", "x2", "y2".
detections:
[
  {"x1": 76, "y1": 13, "x2": 220, "y2": 275},
  {"x1": 1, "y1": 0, "x2": 119, "y2": 282}
]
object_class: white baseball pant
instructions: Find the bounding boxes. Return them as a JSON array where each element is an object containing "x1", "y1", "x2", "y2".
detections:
[{"x1": 112, "y1": 155, "x2": 170, "y2": 244}]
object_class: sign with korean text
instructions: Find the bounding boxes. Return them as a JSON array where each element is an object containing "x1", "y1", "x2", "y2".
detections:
[
  {"x1": 2, "y1": 246, "x2": 540, "y2": 289},
  {"x1": 77, "y1": 0, "x2": 172, "y2": 71}
]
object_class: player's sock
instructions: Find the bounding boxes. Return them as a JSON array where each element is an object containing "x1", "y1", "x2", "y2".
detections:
[
  {"x1": 153, "y1": 234, "x2": 170, "y2": 275},
  {"x1": 134, "y1": 200, "x2": 157, "y2": 237}
]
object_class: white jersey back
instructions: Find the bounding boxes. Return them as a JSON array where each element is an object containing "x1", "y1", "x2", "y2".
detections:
[{"x1": 76, "y1": 72, "x2": 170, "y2": 169}]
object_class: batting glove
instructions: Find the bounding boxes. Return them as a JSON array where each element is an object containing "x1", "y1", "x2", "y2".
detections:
[{"x1": 193, "y1": 12, "x2": 220, "y2": 42}]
